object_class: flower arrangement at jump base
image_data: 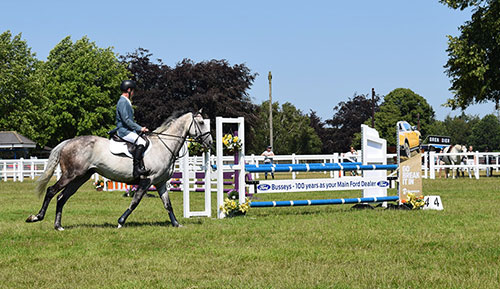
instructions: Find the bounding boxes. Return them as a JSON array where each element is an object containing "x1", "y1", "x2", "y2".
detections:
[
  {"x1": 404, "y1": 192, "x2": 425, "y2": 210},
  {"x1": 94, "y1": 178, "x2": 104, "y2": 191},
  {"x1": 222, "y1": 134, "x2": 242, "y2": 153},
  {"x1": 187, "y1": 138, "x2": 209, "y2": 155},
  {"x1": 220, "y1": 190, "x2": 251, "y2": 217}
]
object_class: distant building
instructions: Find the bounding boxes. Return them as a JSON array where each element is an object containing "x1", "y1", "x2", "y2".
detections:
[{"x1": 0, "y1": 131, "x2": 37, "y2": 159}]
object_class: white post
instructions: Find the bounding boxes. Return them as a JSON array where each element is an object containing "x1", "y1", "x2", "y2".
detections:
[
  {"x1": 423, "y1": 152, "x2": 428, "y2": 179},
  {"x1": 429, "y1": 151, "x2": 435, "y2": 179},
  {"x1": 216, "y1": 117, "x2": 245, "y2": 219},
  {"x1": 19, "y1": 159, "x2": 24, "y2": 182},
  {"x1": 237, "y1": 117, "x2": 246, "y2": 205},
  {"x1": 292, "y1": 153, "x2": 296, "y2": 179},
  {"x1": 332, "y1": 153, "x2": 339, "y2": 179},
  {"x1": 31, "y1": 160, "x2": 35, "y2": 179},
  {"x1": 182, "y1": 142, "x2": 190, "y2": 218},
  {"x1": 474, "y1": 151, "x2": 480, "y2": 179},
  {"x1": 203, "y1": 150, "x2": 211, "y2": 217},
  {"x1": 216, "y1": 117, "x2": 224, "y2": 219}
]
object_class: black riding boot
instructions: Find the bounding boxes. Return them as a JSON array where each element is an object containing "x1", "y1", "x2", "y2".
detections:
[{"x1": 133, "y1": 145, "x2": 148, "y2": 178}]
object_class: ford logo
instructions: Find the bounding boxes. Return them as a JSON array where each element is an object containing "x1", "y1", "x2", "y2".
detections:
[
  {"x1": 257, "y1": 184, "x2": 270, "y2": 191},
  {"x1": 377, "y1": 181, "x2": 389, "y2": 188}
]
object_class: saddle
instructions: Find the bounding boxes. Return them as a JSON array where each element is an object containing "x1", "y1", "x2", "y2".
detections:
[{"x1": 109, "y1": 134, "x2": 150, "y2": 158}]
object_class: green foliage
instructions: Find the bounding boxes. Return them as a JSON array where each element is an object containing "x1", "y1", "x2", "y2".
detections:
[
  {"x1": 251, "y1": 101, "x2": 322, "y2": 155},
  {"x1": 442, "y1": 0, "x2": 500, "y2": 109},
  {"x1": 372, "y1": 88, "x2": 435, "y2": 146},
  {"x1": 440, "y1": 0, "x2": 489, "y2": 10},
  {"x1": 321, "y1": 93, "x2": 379, "y2": 152},
  {"x1": 432, "y1": 113, "x2": 480, "y2": 145},
  {"x1": 470, "y1": 114, "x2": 500, "y2": 150},
  {"x1": 0, "y1": 31, "x2": 44, "y2": 142},
  {"x1": 37, "y1": 36, "x2": 129, "y2": 147},
  {"x1": 121, "y1": 49, "x2": 258, "y2": 147}
]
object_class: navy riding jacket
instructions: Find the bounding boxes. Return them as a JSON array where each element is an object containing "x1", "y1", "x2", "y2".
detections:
[{"x1": 115, "y1": 96, "x2": 142, "y2": 138}]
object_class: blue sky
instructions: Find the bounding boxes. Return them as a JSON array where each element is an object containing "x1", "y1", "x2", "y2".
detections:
[{"x1": 3, "y1": 0, "x2": 495, "y2": 122}]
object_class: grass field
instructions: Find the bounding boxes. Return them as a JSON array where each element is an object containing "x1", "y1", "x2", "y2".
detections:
[{"x1": 1, "y1": 177, "x2": 499, "y2": 288}]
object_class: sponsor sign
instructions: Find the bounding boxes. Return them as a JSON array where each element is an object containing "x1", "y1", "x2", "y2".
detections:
[
  {"x1": 398, "y1": 153, "x2": 423, "y2": 201},
  {"x1": 426, "y1": 135, "x2": 451, "y2": 145},
  {"x1": 256, "y1": 176, "x2": 390, "y2": 194}
]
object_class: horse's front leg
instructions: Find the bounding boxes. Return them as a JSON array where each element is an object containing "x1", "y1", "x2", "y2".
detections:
[
  {"x1": 117, "y1": 178, "x2": 151, "y2": 228},
  {"x1": 156, "y1": 182, "x2": 181, "y2": 227}
]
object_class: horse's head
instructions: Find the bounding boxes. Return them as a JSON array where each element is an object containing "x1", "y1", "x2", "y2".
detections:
[{"x1": 188, "y1": 111, "x2": 213, "y2": 149}]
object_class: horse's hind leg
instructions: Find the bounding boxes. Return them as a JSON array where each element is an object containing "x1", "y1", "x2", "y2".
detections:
[
  {"x1": 117, "y1": 178, "x2": 151, "y2": 228},
  {"x1": 53, "y1": 171, "x2": 93, "y2": 231},
  {"x1": 156, "y1": 182, "x2": 180, "y2": 227},
  {"x1": 26, "y1": 176, "x2": 74, "y2": 223}
]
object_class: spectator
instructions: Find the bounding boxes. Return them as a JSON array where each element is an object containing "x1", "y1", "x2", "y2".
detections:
[
  {"x1": 344, "y1": 146, "x2": 358, "y2": 176},
  {"x1": 485, "y1": 147, "x2": 492, "y2": 177},
  {"x1": 466, "y1": 145, "x2": 476, "y2": 178},
  {"x1": 261, "y1": 146, "x2": 275, "y2": 180}
]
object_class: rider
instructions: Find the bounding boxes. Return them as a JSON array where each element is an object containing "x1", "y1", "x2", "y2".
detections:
[{"x1": 116, "y1": 80, "x2": 149, "y2": 178}]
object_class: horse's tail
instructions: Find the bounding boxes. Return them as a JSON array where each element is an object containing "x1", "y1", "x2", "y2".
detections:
[{"x1": 36, "y1": 140, "x2": 70, "y2": 198}]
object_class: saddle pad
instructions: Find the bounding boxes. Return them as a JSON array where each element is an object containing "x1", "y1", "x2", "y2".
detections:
[
  {"x1": 109, "y1": 138, "x2": 152, "y2": 158},
  {"x1": 109, "y1": 139, "x2": 133, "y2": 158}
]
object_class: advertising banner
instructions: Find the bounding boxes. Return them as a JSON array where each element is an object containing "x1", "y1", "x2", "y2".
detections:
[
  {"x1": 256, "y1": 176, "x2": 390, "y2": 194},
  {"x1": 397, "y1": 121, "x2": 423, "y2": 202}
]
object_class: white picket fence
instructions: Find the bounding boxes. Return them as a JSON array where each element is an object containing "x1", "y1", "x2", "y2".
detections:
[{"x1": 1, "y1": 152, "x2": 498, "y2": 182}]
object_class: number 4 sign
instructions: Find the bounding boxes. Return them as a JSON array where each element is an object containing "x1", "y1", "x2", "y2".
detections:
[{"x1": 423, "y1": 195, "x2": 444, "y2": 210}]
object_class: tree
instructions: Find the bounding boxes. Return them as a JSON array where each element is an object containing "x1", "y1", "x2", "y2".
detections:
[
  {"x1": 470, "y1": 114, "x2": 500, "y2": 150},
  {"x1": 251, "y1": 101, "x2": 322, "y2": 155},
  {"x1": 324, "y1": 93, "x2": 379, "y2": 152},
  {"x1": 309, "y1": 110, "x2": 334, "y2": 153},
  {"x1": 0, "y1": 31, "x2": 44, "y2": 143},
  {"x1": 437, "y1": 113, "x2": 480, "y2": 145},
  {"x1": 440, "y1": 0, "x2": 500, "y2": 109},
  {"x1": 38, "y1": 36, "x2": 130, "y2": 147},
  {"x1": 121, "y1": 49, "x2": 259, "y2": 147},
  {"x1": 372, "y1": 88, "x2": 435, "y2": 146}
]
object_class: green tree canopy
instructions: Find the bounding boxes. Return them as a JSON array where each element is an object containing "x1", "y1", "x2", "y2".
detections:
[
  {"x1": 371, "y1": 88, "x2": 435, "y2": 146},
  {"x1": 440, "y1": 0, "x2": 500, "y2": 109},
  {"x1": 470, "y1": 114, "x2": 500, "y2": 150},
  {"x1": 429, "y1": 113, "x2": 480, "y2": 145},
  {"x1": 0, "y1": 31, "x2": 44, "y2": 143},
  {"x1": 324, "y1": 93, "x2": 380, "y2": 152},
  {"x1": 251, "y1": 101, "x2": 322, "y2": 155},
  {"x1": 38, "y1": 36, "x2": 129, "y2": 147},
  {"x1": 121, "y1": 48, "x2": 258, "y2": 148}
]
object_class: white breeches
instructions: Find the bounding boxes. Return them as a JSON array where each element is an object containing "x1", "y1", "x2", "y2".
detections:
[{"x1": 122, "y1": 131, "x2": 147, "y2": 146}]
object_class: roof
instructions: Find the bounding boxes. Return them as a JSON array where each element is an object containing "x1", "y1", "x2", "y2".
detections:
[{"x1": 0, "y1": 131, "x2": 37, "y2": 149}]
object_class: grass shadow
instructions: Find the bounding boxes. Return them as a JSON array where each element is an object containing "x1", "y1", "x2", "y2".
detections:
[{"x1": 65, "y1": 220, "x2": 173, "y2": 229}]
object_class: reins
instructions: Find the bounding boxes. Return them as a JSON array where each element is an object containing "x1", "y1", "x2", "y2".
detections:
[{"x1": 148, "y1": 113, "x2": 211, "y2": 161}]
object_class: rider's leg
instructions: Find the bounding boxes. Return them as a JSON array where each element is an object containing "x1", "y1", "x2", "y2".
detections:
[{"x1": 122, "y1": 132, "x2": 148, "y2": 178}]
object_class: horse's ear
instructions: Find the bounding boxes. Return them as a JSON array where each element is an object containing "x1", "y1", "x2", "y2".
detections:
[{"x1": 198, "y1": 108, "x2": 203, "y2": 114}]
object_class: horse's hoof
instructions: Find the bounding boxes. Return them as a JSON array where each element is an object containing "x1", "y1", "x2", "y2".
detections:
[
  {"x1": 55, "y1": 226, "x2": 64, "y2": 231},
  {"x1": 117, "y1": 224, "x2": 122, "y2": 229},
  {"x1": 26, "y1": 215, "x2": 39, "y2": 223}
]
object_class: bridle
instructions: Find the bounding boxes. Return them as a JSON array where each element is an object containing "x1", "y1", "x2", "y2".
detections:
[{"x1": 149, "y1": 113, "x2": 211, "y2": 159}]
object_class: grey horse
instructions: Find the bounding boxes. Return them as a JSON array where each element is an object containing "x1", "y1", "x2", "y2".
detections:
[
  {"x1": 26, "y1": 111, "x2": 212, "y2": 230},
  {"x1": 442, "y1": 144, "x2": 467, "y2": 178}
]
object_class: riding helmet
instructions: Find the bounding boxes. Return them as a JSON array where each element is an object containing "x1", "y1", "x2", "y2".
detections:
[{"x1": 120, "y1": 80, "x2": 136, "y2": 92}]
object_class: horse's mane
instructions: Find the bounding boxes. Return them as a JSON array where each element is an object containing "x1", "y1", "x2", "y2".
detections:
[{"x1": 153, "y1": 111, "x2": 189, "y2": 133}]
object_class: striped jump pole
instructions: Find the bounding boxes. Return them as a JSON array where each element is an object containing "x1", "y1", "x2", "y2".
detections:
[
  {"x1": 245, "y1": 163, "x2": 398, "y2": 173},
  {"x1": 250, "y1": 196, "x2": 399, "y2": 208},
  {"x1": 212, "y1": 163, "x2": 397, "y2": 173}
]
